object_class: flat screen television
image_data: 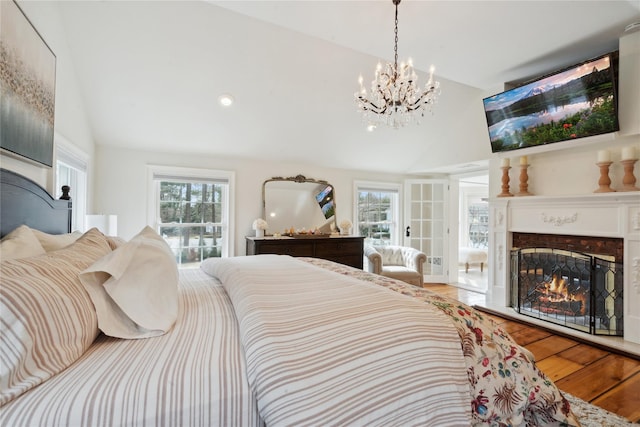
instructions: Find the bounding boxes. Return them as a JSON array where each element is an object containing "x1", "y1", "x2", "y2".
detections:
[
  {"x1": 483, "y1": 52, "x2": 619, "y2": 153},
  {"x1": 315, "y1": 185, "x2": 335, "y2": 220}
]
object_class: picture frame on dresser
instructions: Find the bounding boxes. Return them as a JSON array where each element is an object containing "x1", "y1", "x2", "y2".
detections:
[{"x1": 0, "y1": 0, "x2": 56, "y2": 167}]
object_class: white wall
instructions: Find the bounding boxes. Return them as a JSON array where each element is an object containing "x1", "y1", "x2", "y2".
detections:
[{"x1": 93, "y1": 145, "x2": 412, "y2": 256}]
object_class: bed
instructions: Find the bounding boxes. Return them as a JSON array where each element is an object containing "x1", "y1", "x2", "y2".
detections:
[{"x1": 0, "y1": 168, "x2": 579, "y2": 426}]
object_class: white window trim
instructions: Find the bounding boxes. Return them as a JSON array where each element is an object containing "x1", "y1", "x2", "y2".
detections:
[
  {"x1": 353, "y1": 180, "x2": 402, "y2": 246},
  {"x1": 54, "y1": 133, "x2": 89, "y2": 231},
  {"x1": 55, "y1": 134, "x2": 89, "y2": 173},
  {"x1": 147, "y1": 165, "x2": 235, "y2": 257}
]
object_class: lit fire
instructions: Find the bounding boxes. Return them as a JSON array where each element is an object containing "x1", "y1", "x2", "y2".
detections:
[{"x1": 537, "y1": 274, "x2": 587, "y2": 316}]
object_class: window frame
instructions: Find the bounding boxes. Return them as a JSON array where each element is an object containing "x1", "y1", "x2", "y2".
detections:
[
  {"x1": 54, "y1": 135, "x2": 88, "y2": 232},
  {"x1": 353, "y1": 180, "x2": 402, "y2": 246},
  {"x1": 147, "y1": 165, "x2": 235, "y2": 264}
]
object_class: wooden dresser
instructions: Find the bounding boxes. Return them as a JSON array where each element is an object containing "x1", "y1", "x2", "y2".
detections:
[{"x1": 246, "y1": 236, "x2": 364, "y2": 269}]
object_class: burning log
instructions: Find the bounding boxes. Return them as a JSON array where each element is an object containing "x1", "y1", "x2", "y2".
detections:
[{"x1": 534, "y1": 274, "x2": 588, "y2": 316}]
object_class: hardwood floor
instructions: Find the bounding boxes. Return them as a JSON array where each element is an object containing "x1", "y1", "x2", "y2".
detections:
[{"x1": 425, "y1": 283, "x2": 640, "y2": 423}]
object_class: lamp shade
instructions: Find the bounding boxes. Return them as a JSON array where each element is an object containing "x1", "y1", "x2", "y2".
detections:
[{"x1": 86, "y1": 214, "x2": 118, "y2": 235}]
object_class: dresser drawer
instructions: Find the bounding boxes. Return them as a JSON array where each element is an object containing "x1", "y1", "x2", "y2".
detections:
[
  {"x1": 246, "y1": 236, "x2": 364, "y2": 269},
  {"x1": 315, "y1": 240, "x2": 363, "y2": 257},
  {"x1": 255, "y1": 241, "x2": 314, "y2": 257}
]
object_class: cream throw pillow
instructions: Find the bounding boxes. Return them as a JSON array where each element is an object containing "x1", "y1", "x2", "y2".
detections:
[
  {"x1": 80, "y1": 226, "x2": 179, "y2": 339},
  {"x1": 0, "y1": 225, "x2": 46, "y2": 260},
  {"x1": 31, "y1": 228, "x2": 84, "y2": 252}
]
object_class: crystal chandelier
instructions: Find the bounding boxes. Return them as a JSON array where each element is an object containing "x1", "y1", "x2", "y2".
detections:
[{"x1": 355, "y1": 0, "x2": 440, "y2": 129}]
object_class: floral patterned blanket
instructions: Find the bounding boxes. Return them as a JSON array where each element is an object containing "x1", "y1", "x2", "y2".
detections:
[{"x1": 301, "y1": 258, "x2": 580, "y2": 427}]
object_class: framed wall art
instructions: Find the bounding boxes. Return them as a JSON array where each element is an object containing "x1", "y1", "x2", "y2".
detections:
[{"x1": 1, "y1": 0, "x2": 56, "y2": 167}]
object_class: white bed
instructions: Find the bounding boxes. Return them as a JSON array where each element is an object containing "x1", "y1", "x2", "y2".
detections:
[{"x1": 0, "y1": 169, "x2": 580, "y2": 426}]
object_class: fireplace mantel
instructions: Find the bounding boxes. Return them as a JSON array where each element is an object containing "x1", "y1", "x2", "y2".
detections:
[{"x1": 488, "y1": 192, "x2": 640, "y2": 349}]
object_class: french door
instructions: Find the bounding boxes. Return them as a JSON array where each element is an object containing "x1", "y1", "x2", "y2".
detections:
[{"x1": 404, "y1": 179, "x2": 449, "y2": 283}]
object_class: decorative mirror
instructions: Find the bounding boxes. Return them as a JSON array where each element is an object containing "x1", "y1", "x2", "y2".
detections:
[{"x1": 262, "y1": 175, "x2": 336, "y2": 235}]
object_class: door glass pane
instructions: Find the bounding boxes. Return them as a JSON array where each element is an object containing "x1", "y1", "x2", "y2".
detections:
[
  {"x1": 422, "y1": 184, "x2": 432, "y2": 199},
  {"x1": 411, "y1": 184, "x2": 421, "y2": 199},
  {"x1": 433, "y1": 202, "x2": 444, "y2": 219},
  {"x1": 433, "y1": 220, "x2": 444, "y2": 235},
  {"x1": 434, "y1": 184, "x2": 444, "y2": 199},
  {"x1": 421, "y1": 203, "x2": 432, "y2": 217},
  {"x1": 422, "y1": 220, "x2": 432, "y2": 237}
]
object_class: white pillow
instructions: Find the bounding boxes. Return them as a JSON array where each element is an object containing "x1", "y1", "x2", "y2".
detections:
[
  {"x1": 31, "y1": 228, "x2": 84, "y2": 252},
  {"x1": 80, "y1": 226, "x2": 179, "y2": 339},
  {"x1": 0, "y1": 225, "x2": 46, "y2": 260}
]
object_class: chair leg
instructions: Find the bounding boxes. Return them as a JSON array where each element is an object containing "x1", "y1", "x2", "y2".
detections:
[
  {"x1": 465, "y1": 263, "x2": 469, "y2": 274},
  {"x1": 480, "y1": 262, "x2": 484, "y2": 273}
]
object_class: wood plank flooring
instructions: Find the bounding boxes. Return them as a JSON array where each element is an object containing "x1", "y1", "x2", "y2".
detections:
[{"x1": 425, "y1": 283, "x2": 640, "y2": 423}]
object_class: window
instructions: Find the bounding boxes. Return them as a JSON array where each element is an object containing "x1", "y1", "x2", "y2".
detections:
[
  {"x1": 458, "y1": 178, "x2": 489, "y2": 249},
  {"x1": 148, "y1": 166, "x2": 234, "y2": 268},
  {"x1": 55, "y1": 138, "x2": 88, "y2": 232},
  {"x1": 466, "y1": 202, "x2": 489, "y2": 248},
  {"x1": 354, "y1": 182, "x2": 400, "y2": 246}
]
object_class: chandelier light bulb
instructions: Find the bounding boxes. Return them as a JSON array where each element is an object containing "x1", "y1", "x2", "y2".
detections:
[{"x1": 354, "y1": 0, "x2": 440, "y2": 129}]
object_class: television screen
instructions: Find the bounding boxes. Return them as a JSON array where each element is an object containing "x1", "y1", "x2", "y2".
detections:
[
  {"x1": 315, "y1": 185, "x2": 335, "y2": 220},
  {"x1": 483, "y1": 53, "x2": 619, "y2": 153}
]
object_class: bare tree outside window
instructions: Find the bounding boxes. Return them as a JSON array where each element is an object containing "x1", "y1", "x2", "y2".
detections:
[{"x1": 158, "y1": 181, "x2": 225, "y2": 266}]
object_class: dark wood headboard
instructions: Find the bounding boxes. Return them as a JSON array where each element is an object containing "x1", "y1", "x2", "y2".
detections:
[{"x1": 0, "y1": 168, "x2": 72, "y2": 238}]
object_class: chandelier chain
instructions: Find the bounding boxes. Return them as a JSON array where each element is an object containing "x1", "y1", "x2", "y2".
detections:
[{"x1": 394, "y1": 1, "x2": 398, "y2": 80}]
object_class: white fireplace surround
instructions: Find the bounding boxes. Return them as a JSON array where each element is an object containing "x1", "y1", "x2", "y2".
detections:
[{"x1": 488, "y1": 192, "x2": 640, "y2": 354}]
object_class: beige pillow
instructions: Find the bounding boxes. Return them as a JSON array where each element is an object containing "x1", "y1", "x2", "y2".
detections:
[
  {"x1": 31, "y1": 228, "x2": 84, "y2": 252},
  {"x1": 0, "y1": 228, "x2": 113, "y2": 406},
  {"x1": 0, "y1": 225, "x2": 46, "y2": 261},
  {"x1": 106, "y1": 235, "x2": 127, "y2": 250},
  {"x1": 80, "y1": 226, "x2": 179, "y2": 339}
]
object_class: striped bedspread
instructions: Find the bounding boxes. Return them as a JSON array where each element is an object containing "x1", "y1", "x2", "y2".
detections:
[
  {"x1": 0, "y1": 269, "x2": 262, "y2": 427},
  {"x1": 202, "y1": 255, "x2": 472, "y2": 426}
]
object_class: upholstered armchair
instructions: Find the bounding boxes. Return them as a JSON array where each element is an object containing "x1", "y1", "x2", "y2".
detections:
[{"x1": 364, "y1": 245, "x2": 427, "y2": 287}]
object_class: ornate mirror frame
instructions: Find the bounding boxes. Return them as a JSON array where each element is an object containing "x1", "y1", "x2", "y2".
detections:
[{"x1": 262, "y1": 174, "x2": 337, "y2": 235}]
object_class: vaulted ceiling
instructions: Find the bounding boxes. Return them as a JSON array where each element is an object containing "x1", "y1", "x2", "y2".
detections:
[{"x1": 53, "y1": 1, "x2": 639, "y2": 174}]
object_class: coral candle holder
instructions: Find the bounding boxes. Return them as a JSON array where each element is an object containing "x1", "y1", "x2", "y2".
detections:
[
  {"x1": 594, "y1": 161, "x2": 615, "y2": 193},
  {"x1": 620, "y1": 158, "x2": 639, "y2": 192},
  {"x1": 497, "y1": 166, "x2": 513, "y2": 197},
  {"x1": 515, "y1": 163, "x2": 533, "y2": 196}
]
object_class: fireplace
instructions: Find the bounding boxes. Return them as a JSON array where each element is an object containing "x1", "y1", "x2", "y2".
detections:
[
  {"x1": 487, "y1": 192, "x2": 640, "y2": 348},
  {"x1": 511, "y1": 247, "x2": 623, "y2": 336}
]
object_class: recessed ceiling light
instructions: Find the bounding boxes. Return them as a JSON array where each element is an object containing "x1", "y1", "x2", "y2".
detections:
[
  {"x1": 366, "y1": 124, "x2": 376, "y2": 132},
  {"x1": 218, "y1": 94, "x2": 234, "y2": 107}
]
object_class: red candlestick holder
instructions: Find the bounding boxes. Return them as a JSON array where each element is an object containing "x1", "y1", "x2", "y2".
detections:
[
  {"x1": 515, "y1": 163, "x2": 533, "y2": 196},
  {"x1": 594, "y1": 161, "x2": 615, "y2": 193},
  {"x1": 619, "y1": 158, "x2": 639, "y2": 191},
  {"x1": 497, "y1": 166, "x2": 513, "y2": 197}
]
